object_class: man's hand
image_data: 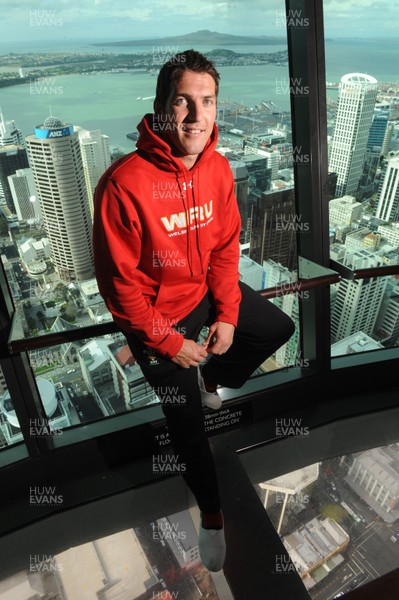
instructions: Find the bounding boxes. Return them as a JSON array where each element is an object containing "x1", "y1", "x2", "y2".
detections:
[
  {"x1": 171, "y1": 338, "x2": 208, "y2": 369},
  {"x1": 203, "y1": 321, "x2": 235, "y2": 355}
]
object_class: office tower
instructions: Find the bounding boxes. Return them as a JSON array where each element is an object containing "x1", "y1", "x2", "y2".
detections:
[
  {"x1": 329, "y1": 73, "x2": 378, "y2": 197},
  {"x1": 240, "y1": 153, "x2": 271, "y2": 194},
  {"x1": 374, "y1": 278, "x2": 399, "y2": 344},
  {"x1": 26, "y1": 117, "x2": 94, "y2": 282},
  {"x1": 361, "y1": 108, "x2": 390, "y2": 193},
  {"x1": 0, "y1": 112, "x2": 24, "y2": 147},
  {"x1": 7, "y1": 168, "x2": 41, "y2": 221},
  {"x1": 374, "y1": 153, "x2": 399, "y2": 222},
  {"x1": 330, "y1": 250, "x2": 388, "y2": 343},
  {"x1": 367, "y1": 109, "x2": 389, "y2": 153},
  {"x1": 228, "y1": 160, "x2": 249, "y2": 243},
  {"x1": 382, "y1": 122, "x2": 394, "y2": 156},
  {"x1": 0, "y1": 145, "x2": 29, "y2": 212},
  {"x1": 249, "y1": 188, "x2": 297, "y2": 271},
  {"x1": 75, "y1": 127, "x2": 111, "y2": 219}
]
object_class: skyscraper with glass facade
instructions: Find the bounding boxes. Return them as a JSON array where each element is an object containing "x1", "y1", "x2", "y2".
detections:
[
  {"x1": 329, "y1": 73, "x2": 378, "y2": 197},
  {"x1": 26, "y1": 117, "x2": 94, "y2": 282}
]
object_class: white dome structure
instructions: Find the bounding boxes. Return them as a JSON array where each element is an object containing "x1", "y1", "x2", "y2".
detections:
[{"x1": 1, "y1": 377, "x2": 57, "y2": 429}]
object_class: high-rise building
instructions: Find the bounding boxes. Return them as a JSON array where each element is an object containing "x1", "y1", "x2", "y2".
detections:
[
  {"x1": 382, "y1": 122, "x2": 394, "y2": 156},
  {"x1": 228, "y1": 160, "x2": 249, "y2": 243},
  {"x1": 375, "y1": 153, "x2": 399, "y2": 222},
  {"x1": 367, "y1": 109, "x2": 389, "y2": 153},
  {"x1": 374, "y1": 278, "x2": 399, "y2": 344},
  {"x1": 7, "y1": 168, "x2": 41, "y2": 221},
  {"x1": 240, "y1": 153, "x2": 272, "y2": 194},
  {"x1": 330, "y1": 250, "x2": 388, "y2": 343},
  {"x1": 249, "y1": 188, "x2": 297, "y2": 271},
  {"x1": 0, "y1": 145, "x2": 29, "y2": 212},
  {"x1": 329, "y1": 73, "x2": 378, "y2": 197},
  {"x1": 0, "y1": 112, "x2": 23, "y2": 147},
  {"x1": 26, "y1": 117, "x2": 94, "y2": 282},
  {"x1": 360, "y1": 107, "x2": 390, "y2": 193},
  {"x1": 75, "y1": 127, "x2": 111, "y2": 219}
]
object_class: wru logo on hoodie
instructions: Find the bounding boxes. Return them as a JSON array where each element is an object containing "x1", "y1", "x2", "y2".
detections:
[{"x1": 160, "y1": 200, "x2": 213, "y2": 234}]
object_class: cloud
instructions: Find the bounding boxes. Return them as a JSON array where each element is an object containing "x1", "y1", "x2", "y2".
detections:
[{"x1": 0, "y1": 0, "x2": 398, "y2": 43}]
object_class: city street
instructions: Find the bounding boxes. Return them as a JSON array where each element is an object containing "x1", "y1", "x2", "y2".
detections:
[{"x1": 260, "y1": 456, "x2": 399, "y2": 600}]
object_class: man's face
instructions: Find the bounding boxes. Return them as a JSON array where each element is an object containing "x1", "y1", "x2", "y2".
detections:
[{"x1": 160, "y1": 70, "x2": 217, "y2": 169}]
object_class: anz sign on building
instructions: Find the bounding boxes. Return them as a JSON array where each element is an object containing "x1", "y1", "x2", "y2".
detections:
[{"x1": 34, "y1": 124, "x2": 74, "y2": 139}]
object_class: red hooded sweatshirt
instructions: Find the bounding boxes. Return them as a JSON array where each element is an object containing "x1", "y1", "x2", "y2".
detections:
[{"x1": 92, "y1": 114, "x2": 242, "y2": 359}]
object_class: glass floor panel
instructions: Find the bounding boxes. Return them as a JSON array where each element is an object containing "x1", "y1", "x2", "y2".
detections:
[
  {"x1": 0, "y1": 486, "x2": 233, "y2": 600},
  {"x1": 243, "y1": 433, "x2": 399, "y2": 599}
]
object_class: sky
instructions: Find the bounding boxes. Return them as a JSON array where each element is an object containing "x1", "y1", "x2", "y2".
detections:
[{"x1": 0, "y1": 0, "x2": 398, "y2": 45}]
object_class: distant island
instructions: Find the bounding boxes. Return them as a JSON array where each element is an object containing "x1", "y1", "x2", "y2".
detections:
[{"x1": 92, "y1": 29, "x2": 287, "y2": 47}]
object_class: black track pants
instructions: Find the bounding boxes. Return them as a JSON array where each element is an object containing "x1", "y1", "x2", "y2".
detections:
[{"x1": 126, "y1": 281, "x2": 295, "y2": 513}]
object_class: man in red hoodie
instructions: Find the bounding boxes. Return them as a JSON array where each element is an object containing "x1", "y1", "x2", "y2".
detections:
[{"x1": 93, "y1": 49, "x2": 294, "y2": 572}]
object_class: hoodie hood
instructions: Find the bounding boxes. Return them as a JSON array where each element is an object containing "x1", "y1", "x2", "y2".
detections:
[{"x1": 136, "y1": 113, "x2": 219, "y2": 173}]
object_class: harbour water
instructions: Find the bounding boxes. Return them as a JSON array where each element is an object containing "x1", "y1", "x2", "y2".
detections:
[{"x1": 0, "y1": 38, "x2": 397, "y2": 154}]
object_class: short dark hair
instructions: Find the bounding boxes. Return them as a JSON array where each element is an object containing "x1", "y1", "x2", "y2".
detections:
[{"x1": 154, "y1": 49, "x2": 220, "y2": 110}]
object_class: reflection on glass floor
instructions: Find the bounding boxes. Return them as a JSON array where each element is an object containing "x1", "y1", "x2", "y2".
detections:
[
  {"x1": 254, "y1": 443, "x2": 399, "y2": 599},
  {"x1": 0, "y1": 504, "x2": 227, "y2": 600}
]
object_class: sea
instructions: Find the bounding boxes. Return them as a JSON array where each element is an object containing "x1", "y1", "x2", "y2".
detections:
[{"x1": 0, "y1": 37, "x2": 398, "y2": 154}]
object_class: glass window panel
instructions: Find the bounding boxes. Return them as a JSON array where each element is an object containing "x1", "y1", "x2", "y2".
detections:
[
  {"x1": 252, "y1": 443, "x2": 399, "y2": 598},
  {"x1": 0, "y1": 363, "x2": 25, "y2": 449},
  {"x1": 324, "y1": 2, "x2": 399, "y2": 357},
  {"x1": 1, "y1": 1, "x2": 301, "y2": 381},
  {"x1": 24, "y1": 334, "x2": 159, "y2": 433},
  {"x1": 22, "y1": 294, "x2": 302, "y2": 435}
]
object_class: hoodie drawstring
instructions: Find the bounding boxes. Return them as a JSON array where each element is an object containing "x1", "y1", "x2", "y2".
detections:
[
  {"x1": 192, "y1": 171, "x2": 204, "y2": 275},
  {"x1": 176, "y1": 170, "x2": 204, "y2": 278}
]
